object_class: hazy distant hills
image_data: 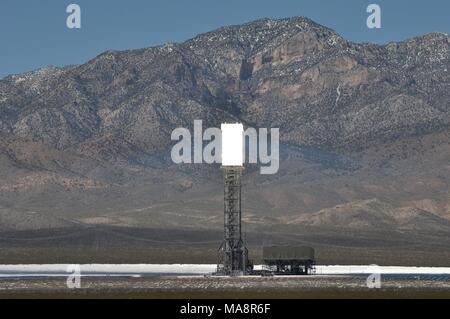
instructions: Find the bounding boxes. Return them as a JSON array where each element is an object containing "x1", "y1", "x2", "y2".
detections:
[{"x1": 0, "y1": 17, "x2": 449, "y2": 263}]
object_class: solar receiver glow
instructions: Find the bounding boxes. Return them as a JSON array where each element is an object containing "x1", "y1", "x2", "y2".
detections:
[{"x1": 221, "y1": 123, "x2": 244, "y2": 166}]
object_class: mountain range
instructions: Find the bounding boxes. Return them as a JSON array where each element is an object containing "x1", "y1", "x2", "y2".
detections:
[{"x1": 0, "y1": 16, "x2": 449, "y2": 264}]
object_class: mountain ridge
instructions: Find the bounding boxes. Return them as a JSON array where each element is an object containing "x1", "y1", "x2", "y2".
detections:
[
  {"x1": 0, "y1": 16, "x2": 449, "y2": 257},
  {"x1": 1, "y1": 16, "x2": 449, "y2": 152}
]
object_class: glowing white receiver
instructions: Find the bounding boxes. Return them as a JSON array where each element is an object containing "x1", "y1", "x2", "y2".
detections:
[{"x1": 221, "y1": 123, "x2": 244, "y2": 167}]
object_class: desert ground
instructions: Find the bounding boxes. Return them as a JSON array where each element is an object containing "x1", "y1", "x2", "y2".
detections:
[{"x1": 1, "y1": 275, "x2": 449, "y2": 299}]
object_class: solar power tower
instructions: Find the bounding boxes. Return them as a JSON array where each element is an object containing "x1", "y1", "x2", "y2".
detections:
[{"x1": 216, "y1": 123, "x2": 251, "y2": 276}]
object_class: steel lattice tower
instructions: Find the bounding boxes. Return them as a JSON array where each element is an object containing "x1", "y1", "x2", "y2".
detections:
[
  {"x1": 217, "y1": 166, "x2": 250, "y2": 275},
  {"x1": 216, "y1": 123, "x2": 251, "y2": 276}
]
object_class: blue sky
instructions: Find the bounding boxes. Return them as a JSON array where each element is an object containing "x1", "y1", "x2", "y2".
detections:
[{"x1": 1, "y1": 0, "x2": 450, "y2": 78}]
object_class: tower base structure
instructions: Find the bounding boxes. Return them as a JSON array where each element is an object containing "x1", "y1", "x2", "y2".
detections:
[{"x1": 216, "y1": 166, "x2": 252, "y2": 276}]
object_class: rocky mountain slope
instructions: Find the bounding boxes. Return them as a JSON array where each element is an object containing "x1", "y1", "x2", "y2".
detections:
[
  {"x1": 1, "y1": 17, "x2": 449, "y2": 152},
  {"x1": 0, "y1": 17, "x2": 449, "y2": 262}
]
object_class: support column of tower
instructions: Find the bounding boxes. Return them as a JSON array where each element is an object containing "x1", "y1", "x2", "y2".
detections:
[
  {"x1": 217, "y1": 166, "x2": 250, "y2": 276},
  {"x1": 216, "y1": 123, "x2": 251, "y2": 276}
]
